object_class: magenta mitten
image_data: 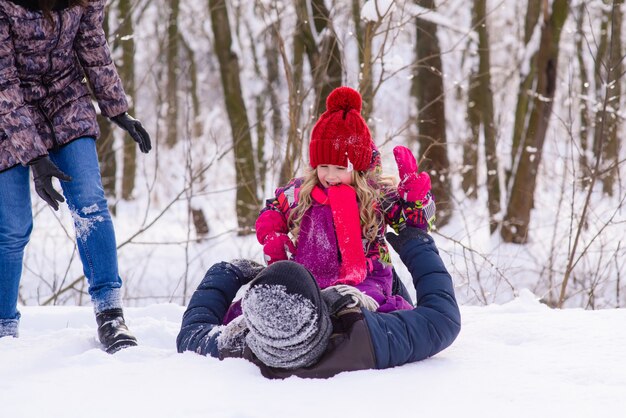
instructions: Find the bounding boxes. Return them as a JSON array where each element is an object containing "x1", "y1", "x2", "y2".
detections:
[
  {"x1": 262, "y1": 233, "x2": 296, "y2": 265},
  {"x1": 255, "y1": 210, "x2": 288, "y2": 244},
  {"x1": 393, "y1": 145, "x2": 431, "y2": 203},
  {"x1": 393, "y1": 146, "x2": 436, "y2": 231}
]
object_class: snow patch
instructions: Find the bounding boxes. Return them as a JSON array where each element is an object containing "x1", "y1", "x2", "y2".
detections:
[
  {"x1": 80, "y1": 204, "x2": 99, "y2": 215},
  {"x1": 3, "y1": 304, "x2": 626, "y2": 417},
  {"x1": 70, "y1": 209, "x2": 104, "y2": 241},
  {"x1": 486, "y1": 288, "x2": 548, "y2": 313}
]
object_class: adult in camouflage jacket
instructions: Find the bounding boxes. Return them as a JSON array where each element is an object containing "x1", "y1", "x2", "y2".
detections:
[{"x1": 0, "y1": 0, "x2": 150, "y2": 354}]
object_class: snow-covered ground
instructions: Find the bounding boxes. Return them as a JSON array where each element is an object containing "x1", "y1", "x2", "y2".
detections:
[
  {"x1": 2, "y1": 2, "x2": 625, "y2": 416},
  {"x1": 1, "y1": 293, "x2": 624, "y2": 418}
]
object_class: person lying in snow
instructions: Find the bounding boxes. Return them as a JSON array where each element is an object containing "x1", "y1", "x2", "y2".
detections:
[
  {"x1": 223, "y1": 87, "x2": 435, "y2": 324},
  {"x1": 176, "y1": 226, "x2": 461, "y2": 379}
]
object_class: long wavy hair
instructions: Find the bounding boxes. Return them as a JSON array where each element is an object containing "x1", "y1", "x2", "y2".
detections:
[
  {"x1": 289, "y1": 168, "x2": 395, "y2": 245},
  {"x1": 40, "y1": 0, "x2": 88, "y2": 21}
]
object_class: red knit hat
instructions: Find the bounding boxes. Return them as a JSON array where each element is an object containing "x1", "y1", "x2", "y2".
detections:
[{"x1": 309, "y1": 87, "x2": 373, "y2": 171}]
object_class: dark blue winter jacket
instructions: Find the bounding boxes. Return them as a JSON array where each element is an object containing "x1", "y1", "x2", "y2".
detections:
[{"x1": 176, "y1": 230, "x2": 461, "y2": 378}]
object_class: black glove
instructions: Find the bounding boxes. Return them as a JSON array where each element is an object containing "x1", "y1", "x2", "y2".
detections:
[
  {"x1": 385, "y1": 227, "x2": 432, "y2": 255},
  {"x1": 229, "y1": 259, "x2": 264, "y2": 285},
  {"x1": 110, "y1": 112, "x2": 152, "y2": 154},
  {"x1": 28, "y1": 156, "x2": 72, "y2": 211},
  {"x1": 321, "y1": 287, "x2": 354, "y2": 315}
]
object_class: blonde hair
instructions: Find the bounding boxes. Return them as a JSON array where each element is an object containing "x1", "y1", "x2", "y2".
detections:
[{"x1": 290, "y1": 168, "x2": 394, "y2": 244}]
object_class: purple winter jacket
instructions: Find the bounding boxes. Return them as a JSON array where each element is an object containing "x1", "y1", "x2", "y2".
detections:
[
  {"x1": 0, "y1": 0, "x2": 128, "y2": 172},
  {"x1": 256, "y1": 177, "x2": 414, "y2": 313}
]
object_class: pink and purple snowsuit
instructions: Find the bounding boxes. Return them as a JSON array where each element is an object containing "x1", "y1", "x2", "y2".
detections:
[{"x1": 255, "y1": 177, "x2": 415, "y2": 313}]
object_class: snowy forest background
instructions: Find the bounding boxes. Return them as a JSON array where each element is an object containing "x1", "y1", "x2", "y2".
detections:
[{"x1": 20, "y1": 0, "x2": 626, "y2": 311}]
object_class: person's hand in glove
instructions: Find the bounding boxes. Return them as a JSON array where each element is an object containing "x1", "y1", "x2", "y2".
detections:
[
  {"x1": 262, "y1": 233, "x2": 296, "y2": 265},
  {"x1": 28, "y1": 156, "x2": 72, "y2": 211},
  {"x1": 393, "y1": 145, "x2": 436, "y2": 231},
  {"x1": 229, "y1": 259, "x2": 265, "y2": 285},
  {"x1": 394, "y1": 145, "x2": 431, "y2": 203},
  {"x1": 110, "y1": 112, "x2": 152, "y2": 154},
  {"x1": 322, "y1": 284, "x2": 379, "y2": 314}
]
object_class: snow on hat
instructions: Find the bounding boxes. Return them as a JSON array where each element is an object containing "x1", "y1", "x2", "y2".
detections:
[
  {"x1": 242, "y1": 261, "x2": 332, "y2": 370},
  {"x1": 309, "y1": 86, "x2": 373, "y2": 171}
]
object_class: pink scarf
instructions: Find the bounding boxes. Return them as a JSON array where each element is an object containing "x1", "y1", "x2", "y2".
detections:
[{"x1": 311, "y1": 185, "x2": 367, "y2": 285}]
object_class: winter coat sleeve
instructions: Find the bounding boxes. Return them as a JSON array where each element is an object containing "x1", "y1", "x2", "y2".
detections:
[
  {"x1": 362, "y1": 232, "x2": 461, "y2": 369},
  {"x1": 73, "y1": 0, "x2": 128, "y2": 118},
  {"x1": 0, "y1": 10, "x2": 48, "y2": 165},
  {"x1": 176, "y1": 262, "x2": 244, "y2": 357}
]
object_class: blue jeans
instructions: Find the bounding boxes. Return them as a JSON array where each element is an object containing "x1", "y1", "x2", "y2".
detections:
[{"x1": 0, "y1": 137, "x2": 122, "y2": 335}]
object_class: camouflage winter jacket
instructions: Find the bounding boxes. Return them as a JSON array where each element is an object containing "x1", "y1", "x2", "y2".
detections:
[{"x1": 0, "y1": 0, "x2": 128, "y2": 172}]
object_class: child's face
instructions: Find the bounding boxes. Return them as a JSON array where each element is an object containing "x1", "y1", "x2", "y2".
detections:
[{"x1": 317, "y1": 164, "x2": 353, "y2": 188}]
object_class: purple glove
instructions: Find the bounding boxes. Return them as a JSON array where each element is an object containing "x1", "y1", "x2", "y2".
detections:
[
  {"x1": 393, "y1": 145, "x2": 431, "y2": 203},
  {"x1": 262, "y1": 233, "x2": 296, "y2": 265}
]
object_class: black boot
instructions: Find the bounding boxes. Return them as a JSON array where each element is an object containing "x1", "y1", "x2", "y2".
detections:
[{"x1": 96, "y1": 308, "x2": 138, "y2": 354}]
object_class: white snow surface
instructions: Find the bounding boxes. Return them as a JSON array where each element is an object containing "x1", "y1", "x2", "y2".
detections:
[
  {"x1": 1, "y1": 295, "x2": 625, "y2": 418},
  {"x1": 3, "y1": 1, "x2": 625, "y2": 416}
]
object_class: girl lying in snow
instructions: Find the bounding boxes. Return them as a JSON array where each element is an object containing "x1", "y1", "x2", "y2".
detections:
[{"x1": 224, "y1": 87, "x2": 435, "y2": 324}]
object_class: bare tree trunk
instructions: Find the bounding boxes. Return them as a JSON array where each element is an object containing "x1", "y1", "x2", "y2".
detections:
[
  {"x1": 501, "y1": 0, "x2": 570, "y2": 243},
  {"x1": 278, "y1": 1, "x2": 305, "y2": 186},
  {"x1": 97, "y1": 5, "x2": 116, "y2": 205},
  {"x1": 245, "y1": 17, "x2": 267, "y2": 192},
  {"x1": 592, "y1": 5, "x2": 610, "y2": 175},
  {"x1": 118, "y1": 0, "x2": 136, "y2": 200},
  {"x1": 594, "y1": 0, "x2": 623, "y2": 195},
  {"x1": 209, "y1": 0, "x2": 259, "y2": 234},
  {"x1": 524, "y1": 0, "x2": 542, "y2": 43},
  {"x1": 509, "y1": 0, "x2": 541, "y2": 185},
  {"x1": 463, "y1": 73, "x2": 480, "y2": 199},
  {"x1": 413, "y1": 0, "x2": 452, "y2": 226},
  {"x1": 165, "y1": 0, "x2": 180, "y2": 148},
  {"x1": 265, "y1": 26, "x2": 283, "y2": 193},
  {"x1": 352, "y1": 0, "x2": 375, "y2": 122},
  {"x1": 474, "y1": 0, "x2": 500, "y2": 233},
  {"x1": 266, "y1": 27, "x2": 283, "y2": 144},
  {"x1": 180, "y1": 38, "x2": 202, "y2": 138},
  {"x1": 603, "y1": 0, "x2": 623, "y2": 194},
  {"x1": 575, "y1": 3, "x2": 591, "y2": 187},
  {"x1": 309, "y1": 0, "x2": 343, "y2": 118},
  {"x1": 255, "y1": 94, "x2": 267, "y2": 190},
  {"x1": 252, "y1": 8, "x2": 284, "y2": 196}
]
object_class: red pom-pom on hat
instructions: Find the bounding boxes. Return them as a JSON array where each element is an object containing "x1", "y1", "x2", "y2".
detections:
[
  {"x1": 326, "y1": 86, "x2": 363, "y2": 113},
  {"x1": 309, "y1": 86, "x2": 372, "y2": 171}
]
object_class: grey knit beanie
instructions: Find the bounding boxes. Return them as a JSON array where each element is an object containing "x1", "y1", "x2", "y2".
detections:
[{"x1": 241, "y1": 261, "x2": 332, "y2": 370}]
